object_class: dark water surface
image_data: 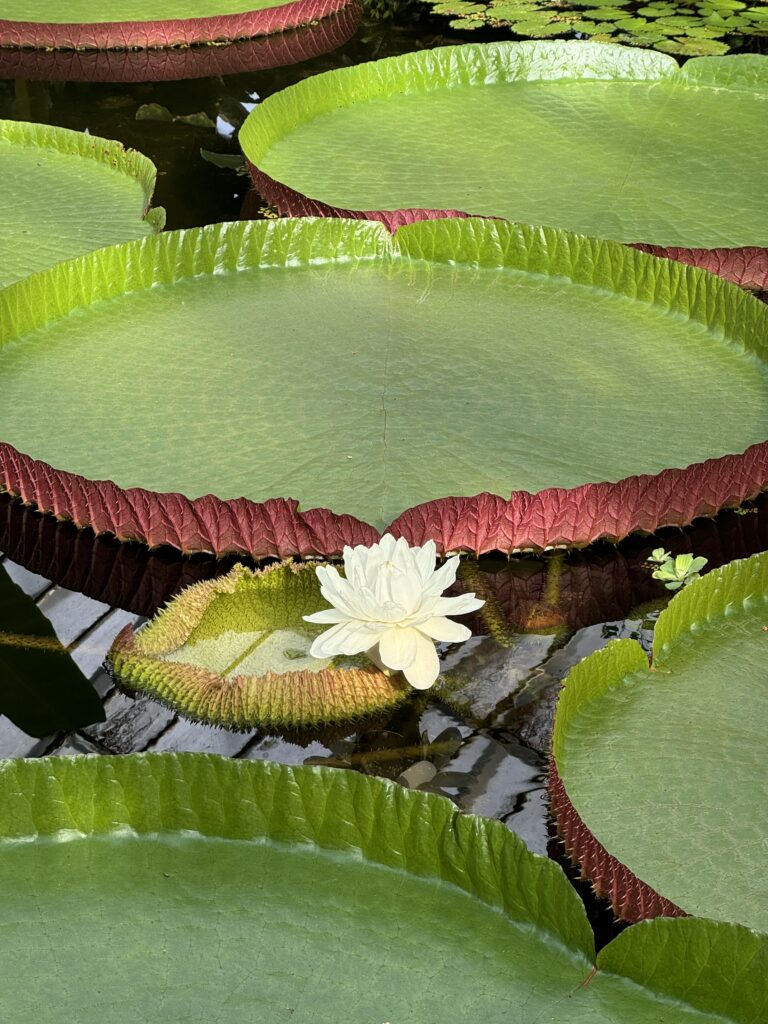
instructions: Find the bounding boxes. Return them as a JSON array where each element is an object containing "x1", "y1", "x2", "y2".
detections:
[{"x1": 1, "y1": 9, "x2": 767, "y2": 953}]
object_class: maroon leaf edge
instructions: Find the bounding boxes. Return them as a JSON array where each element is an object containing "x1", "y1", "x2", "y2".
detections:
[
  {"x1": 0, "y1": 0, "x2": 351, "y2": 49},
  {"x1": 248, "y1": 164, "x2": 768, "y2": 291},
  {"x1": 548, "y1": 760, "x2": 686, "y2": 924},
  {"x1": 0, "y1": 4, "x2": 361, "y2": 82},
  {"x1": 2, "y1": 440, "x2": 767, "y2": 559}
]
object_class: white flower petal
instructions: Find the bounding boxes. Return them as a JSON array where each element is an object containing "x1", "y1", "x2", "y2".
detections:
[
  {"x1": 303, "y1": 608, "x2": 350, "y2": 624},
  {"x1": 309, "y1": 621, "x2": 385, "y2": 659},
  {"x1": 430, "y1": 592, "x2": 485, "y2": 617},
  {"x1": 425, "y1": 554, "x2": 461, "y2": 596},
  {"x1": 402, "y1": 633, "x2": 440, "y2": 690},
  {"x1": 389, "y1": 570, "x2": 422, "y2": 617},
  {"x1": 414, "y1": 540, "x2": 437, "y2": 584},
  {"x1": 417, "y1": 617, "x2": 472, "y2": 643},
  {"x1": 316, "y1": 565, "x2": 364, "y2": 617},
  {"x1": 378, "y1": 627, "x2": 419, "y2": 671}
]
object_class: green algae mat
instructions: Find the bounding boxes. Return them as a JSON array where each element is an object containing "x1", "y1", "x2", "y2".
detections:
[
  {"x1": 0, "y1": 120, "x2": 161, "y2": 289},
  {"x1": 241, "y1": 41, "x2": 768, "y2": 253},
  {"x1": 0, "y1": 754, "x2": 765, "y2": 1023},
  {"x1": 551, "y1": 550, "x2": 768, "y2": 931},
  {"x1": 1, "y1": 216, "x2": 767, "y2": 559}
]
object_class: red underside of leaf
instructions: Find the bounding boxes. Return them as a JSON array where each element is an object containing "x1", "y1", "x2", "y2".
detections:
[
  {"x1": 0, "y1": 5, "x2": 360, "y2": 80},
  {"x1": 548, "y1": 760, "x2": 686, "y2": 923},
  {"x1": 0, "y1": 0, "x2": 351, "y2": 49},
  {"x1": 2, "y1": 440, "x2": 768, "y2": 558},
  {"x1": 247, "y1": 164, "x2": 768, "y2": 290}
]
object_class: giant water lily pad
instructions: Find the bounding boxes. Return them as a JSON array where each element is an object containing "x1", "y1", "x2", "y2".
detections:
[
  {"x1": 0, "y1": 0, "x2": 353, "y2": 49},
  {"x1": 107, "y1": 562, "x2": 409, "y2": 728},
  {"x1": 241, "y1": 41, "x2": 768, "y2": 288},
  {"x1": 551, "y1": 549, "x2": 768, "y2": 930},
  {"x1": 0, "y1": 120, "x2": 162, "y2": 289},
  {"x1": 0, "y1": 754, "x2": 765, "y2": 1023},
  {"x1": 1, "y1": 216, "x2": 767, "y2": 558}
]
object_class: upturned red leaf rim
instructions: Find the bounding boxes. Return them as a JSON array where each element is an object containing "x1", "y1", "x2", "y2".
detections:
[
  {"x1": 2, "y1": 439, "x2": 767, "y2": 560},
  {"x1": 0, "y1": 0, "x2": 353, "y2": 50},
  {"x1": 0, "y1": 5, "x2": 361, "y2": 81},
  {"x1": 548, "y1": 761, "x2": 686, "y2": 924}
]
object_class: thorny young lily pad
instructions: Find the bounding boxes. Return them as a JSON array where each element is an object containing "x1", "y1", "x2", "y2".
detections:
[
  {"x1": 0, "y1": 754, "x2": 765, "y2": 1023},
  {"x1": 551, "y1": 549, "x2": 768, "y2": 931},
  {"x1": 107, "y1": 562, "x2": 410, "y2": 730},
  {"x1": 241, "y1": 40, "x2": 768, "y2": 288},
  {"x1": 1, "y1": 216, "x2": 767, "y2": 560}
]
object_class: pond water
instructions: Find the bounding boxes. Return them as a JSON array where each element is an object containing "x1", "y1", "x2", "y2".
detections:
[{"x1": 1, "y1": 3, "x2": 767, "y2": 957}]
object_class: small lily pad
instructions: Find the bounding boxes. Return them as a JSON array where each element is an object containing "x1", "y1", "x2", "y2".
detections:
[{"x1": 107, "y1": 562, "x2": 410, "y2": 730}]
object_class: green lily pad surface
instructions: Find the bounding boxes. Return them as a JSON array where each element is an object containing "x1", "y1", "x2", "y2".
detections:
[
  {"x1": 108, "y1": 563, "x2": 409, "y2": 728},
  {"x1": 0, "y1": 120, "x2": 161, "y2": 289},
  {"x1": 0, "y1": 754, "x2": 765, "y2": 1023},
  {"x1": 241, "y1": 41, "x2": 768, "y2": 250},
  {"x1": 553, "y1": 550, "x2": 768, "y2": 931},
  {"x1": 1, "y1": 217, "x2": 767, "y2": 536}
]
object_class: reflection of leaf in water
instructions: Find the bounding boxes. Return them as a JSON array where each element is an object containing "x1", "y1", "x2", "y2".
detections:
[{"x1": 0, "y1": 564, "x2": 105, "y2": 737}]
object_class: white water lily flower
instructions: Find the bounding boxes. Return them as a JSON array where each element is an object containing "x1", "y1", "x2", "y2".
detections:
[{"x1": 303, "y1": 534, "x2": 484, "y2": 690}]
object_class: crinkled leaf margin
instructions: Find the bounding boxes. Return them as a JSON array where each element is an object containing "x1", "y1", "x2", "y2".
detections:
[{"x1": 2, "y1": 216, "x2": 767, "y2": 558}]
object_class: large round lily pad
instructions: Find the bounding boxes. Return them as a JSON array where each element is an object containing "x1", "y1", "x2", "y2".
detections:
[
  {"x1": 0, "y1": 754, "x2": 764, "y2": 1023},
  {"x1": 0, "y1": 120, "x2": 162, "y2": 289},
  {"x1": 0, "y1": 0, "x2": 353, "y2": 49},
  {"x1": 551, "y1": 550, "x2": 768, "y2": 931},
  {"x1": 1, "y1": 216, "x2": 767, "y2": 558},
  {"x1": 241, "y1": 40, "x2": 768, "y2": 288}
]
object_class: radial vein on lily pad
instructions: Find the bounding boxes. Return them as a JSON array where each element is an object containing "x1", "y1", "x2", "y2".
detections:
[{"x1": 304, "y1": 535, "x2": 484, "y2": 689}]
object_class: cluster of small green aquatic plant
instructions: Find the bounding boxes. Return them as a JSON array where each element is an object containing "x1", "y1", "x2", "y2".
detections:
[
  {"x1": 425, "y1": 0, "x2": 768, "y2": 54},
  {"x1": 647, "y1": 548, "x2": 708, "y2": 589}
]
